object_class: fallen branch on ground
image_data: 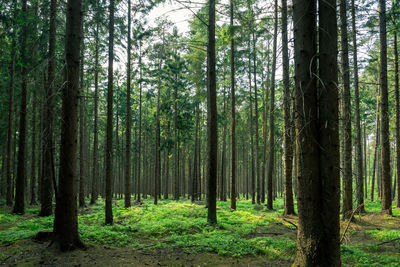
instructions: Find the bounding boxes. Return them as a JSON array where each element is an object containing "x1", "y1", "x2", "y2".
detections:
[{"x1": 340, "y1": 204, "x2": 364, "y2": 243}]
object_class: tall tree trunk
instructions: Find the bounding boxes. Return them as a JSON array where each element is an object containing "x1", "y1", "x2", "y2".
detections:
[
  {"x1": 137, "y1": 43, "x2": 143, "y2": 203},
  {"x1": 340, "y1": 0, "x2": 353, "y2": 220},
  {"x1": 105, "y1": 0, "x2": 115, "y2": 225},
  {"x1": 30, "y1": 89, "x2": 37, "y2": 205},
  {"x1": 13, "y1": 0, "x2": 28, "y2": 214},
  {"x1": 207, "y1": 0, "x2": 217, "y2": 224},
  {"x1": 371, "y1": 93, "x2": 380, "y2": 201},
  {"x1": 248, "y1": 38, "x2": 255, "y2": 205},
  {"x1": 379, "y1": 0, "x2": 392, "y2": 215},
  {"x1": 90, "y1": 19, "x2": 100, "y2": 205},
  {"x1": 230, "y1": 0, "x2": 236, "y2": 211},
  {"x1": 174, "y1": 70, "x2": 179, "y2": 200},
  {"x1": 267, "y1": 0, "x2": 278, "y2": 210},
  {"x1": 253, "y1": 32, "x2": 261, "y2": 205},
  {"x1": 79, "y1": 30, "x2": 85, "y2": 208},
  {"x1": 220, "y1": 85, "x2": 227, "y2": 201},
  {"x1": 351, "y1": 0, "x2": 364, "y2": 213},
  {"x1": 282, "y1": 0, "x2": 294, "y2": 215},
  {"x1": 6, "y1": 33, "x2": 16, "y2": 207},
  {"x1": 395, "y1": 30, "x2": 400, "y2": 208},
  {"x1": 155, "y1": 46, "x2": 163, "y2": 205},
  {"x1": 40, "y1": 0, "x2": 57, "y2": 216},
  {"x1": 52, "y1": 0, "x2": 84, "y2": 250},
  {"x1": 293, "y1": 0, "x2": 341, "y2": 264},
  {"x1": 125, "y1": 0, "x2": 132, "y2": 208}
]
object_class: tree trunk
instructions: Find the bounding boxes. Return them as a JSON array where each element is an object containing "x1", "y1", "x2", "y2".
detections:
[
  {"x1": 350, "y1": 0, "x2": 364, "y2": 213},
  {"x1": 267, "y1": 0, "x2": 278, "y2": 210},
  {"x1": 52, "y1": 0, "x2": 84, "y2": 250},
  {"x1": 125, "y1": 0, "x2": 132, "y2": 208},
  {"x1": 379, "y1": 0, "x2": 392, "y2": 215},
  {"x1": 6, "y1": 31, "x2": 16, "y2": 207},
  {"x1": 207, "y1": 0, "x2": 217, "y2": 224},
  {"x1": 105, "y1": 0, "x2": 115, "y2": 225},
  {"x1": 248, "y1": 37, "x2": 255, "y2": 205},
  {"x1": 90, "y1": 18, "x2": 100, "y2": 205},
  {"x1": 30, "y1": 88, "x2": 37, "y2": 205},
  {"x1": 137, "y1": 42, "x2": 143, "y2": 203},
  {"x1": 293, "y1": 0, "x2": 341, "y2": 264},
  {"x1": 230, "y1": 0, "x2": 236, "y2": 211},
  {"x1": 79, "y1": 29, "x2": 85, "y2": 208},
  {"x1": 282, "y1": 0, "x2": 294, "y2": 215},
  {"x1": 395, "y1": 30, "x2": 400, "y2": 208},
  {"x1": 340, "y1": 0, "x2": 353, "y2": 220},
  {"x1": 13, "y1": 0, "x2": 28, "y2": 214}
]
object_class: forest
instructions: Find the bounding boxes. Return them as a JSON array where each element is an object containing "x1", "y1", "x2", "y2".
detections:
[{"x1": 0, "y1": 0, "x2": 399, "y2": 266}]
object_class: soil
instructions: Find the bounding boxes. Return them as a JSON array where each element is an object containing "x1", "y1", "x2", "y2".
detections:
[{"x1": 0, "y1": 239, "x2": 291, "y2": 266}]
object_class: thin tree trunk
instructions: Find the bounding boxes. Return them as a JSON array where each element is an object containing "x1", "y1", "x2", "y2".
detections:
[
  {"x1": 79, "y1": 31, "x2": 85, "y2": 208},
  {"x1": 13, "y1": 0, "x2": 28, "y2": 214},
  {"x1": 125, "y1": 0, "x2": 132, "y2": 208},
  {"x1": 230, "y1": 0, "x2": 236, "y2": 210},
  {"x1": 340, "y1": 0, "x2": 353, "y2": 220},
  {"x1": 267, "y1": 0, "x2": 278, "y2": 210},
  {"x1": 90, "y1": 18, "x2": 100, "y2": 205},
  {"x1": 207, "y1": 0, "x2": 217, "y2": 224},
  {"x1": 282, "y1": 0, "x2": 294, "y2": 215},
  {"x1": 105, "y1": 0, "x2": 115, "y2": 225},
  {"x1": 6, "y1": 31, "x2": 16, "y2": 206},
  {"x1": 395, "y1": 30, "x2": 400, "y2": 208},
  {"x1": 379, "y1": 0, "x2": 392, "y2": 215},
  {"x1": 30, "y1": 87, "x2": 37, "y2": 205},
  {"x1": 137, "y1": 43, "x2": 143, "y2": 203}
]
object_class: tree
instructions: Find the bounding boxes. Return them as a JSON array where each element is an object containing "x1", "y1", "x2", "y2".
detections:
[
  {"x1": 267, "y1": 0, "x2": 278, "y2": 211},
  {"x1": 230, "y1": 0, "x2": 236, "y2": 211},
  {"x1": 125, "y1": 0, "x2": 132, "y2": 208},
  {"x1": 6, "y1": 0, "x2": 16, "y2": 206},
  {"x1": 293, "y1": 0, "x2": 341, "y2": 264},
  {"x1": 282, "y1": 0, "x2": 295, "y2": 215},
  {"x1": 207, "y1": 0, "x2": 218, "y2": 225},
  {"x1": 395, "y1": 28, "x2": 400, "y2": 209},
  {"x1": 52, "y1": 0, "x2": 85, "y2": 250},
  {"x1": 105, "y1": 0, "x2": 115, "y2": 225},
  {"x1": 351, "y1": 0, "x2": 365, "y2": 213},
  {"x1": 13, "y1": 0, "x2": 28, "y2": 215},
  {"x1": 340, "y1": 0, "x2": 353, "y2": 220},
  {"x1": 379, "y1": 0, "x2": 392, "y2": 215},
  {"x1": 39, "y1": 0, "x2": 57, "y2": 216}
]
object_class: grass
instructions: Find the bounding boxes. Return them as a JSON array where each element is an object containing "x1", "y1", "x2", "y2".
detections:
[{"x1": 0, "y1": 197, "x2": 399, "y2": 265}]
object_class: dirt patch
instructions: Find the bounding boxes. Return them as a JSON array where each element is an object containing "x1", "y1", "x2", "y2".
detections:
[{"x1": 0, "y1": 240, "x2": 291, "y2": 267}]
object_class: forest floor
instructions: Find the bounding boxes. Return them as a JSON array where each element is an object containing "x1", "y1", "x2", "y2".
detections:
[{"x1": 0, "y1": 198, "x2": 399, "y2": 266}]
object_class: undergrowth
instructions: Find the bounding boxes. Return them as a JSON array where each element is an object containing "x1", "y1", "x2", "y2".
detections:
[{"x1": 0, "y1": 198, "x2": 399, "y2": 265}]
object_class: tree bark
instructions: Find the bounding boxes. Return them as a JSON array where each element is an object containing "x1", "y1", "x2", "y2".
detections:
[
  {"x1": 230, "y1": 0, "x2": 236, "y2": 211},
  {"x1": 52, "y1": 0, "x2": 84, "y2": 250},
  {"x1": 13, "y1": 0, "x2": 28, "y2": 214},
  {"x1": 340, "y1": 0, "x2": 353, "y2": 220},
  {"x1": 125, "y1": 0, "x2": 132, "y2": 208},
  {"x1": 379, "y1": 0, "x2": 392, "y2": 215},
  {"x1": 6, "y1": 30, "x2": 16, "y2": 207},
  {"x1": 267, "y1": 0, "x2": 278, "y2": 210},
  {"x1": 293, "y1": 0, "x2": 341, "y2": 264},
  {"x1": 90, "y1": 18, "x2": 100, "y2": 205},
  {"x1": 395, "y1": 30, "x2": 400, "y2": 208},
  {"x1": 105, "y1": 0, "x2": 115, "y2": 225},
  {"x1": 282, "y1": 0, "x2": 294, "y2": 215},
  {"x1": 207, "y1": 0, "x2": 217, "y2": 224}
]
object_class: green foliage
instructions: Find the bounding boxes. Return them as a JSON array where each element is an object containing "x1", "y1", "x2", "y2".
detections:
[
  {"x1": 366, "y1": 229, "x2": 400, "y2": 241},
  {"x1": 1, "y1": 199, "x2": 400, "y2": 265},
  {"x1": 341, "y1": 245, "x2": 400, "y2": 266}
]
